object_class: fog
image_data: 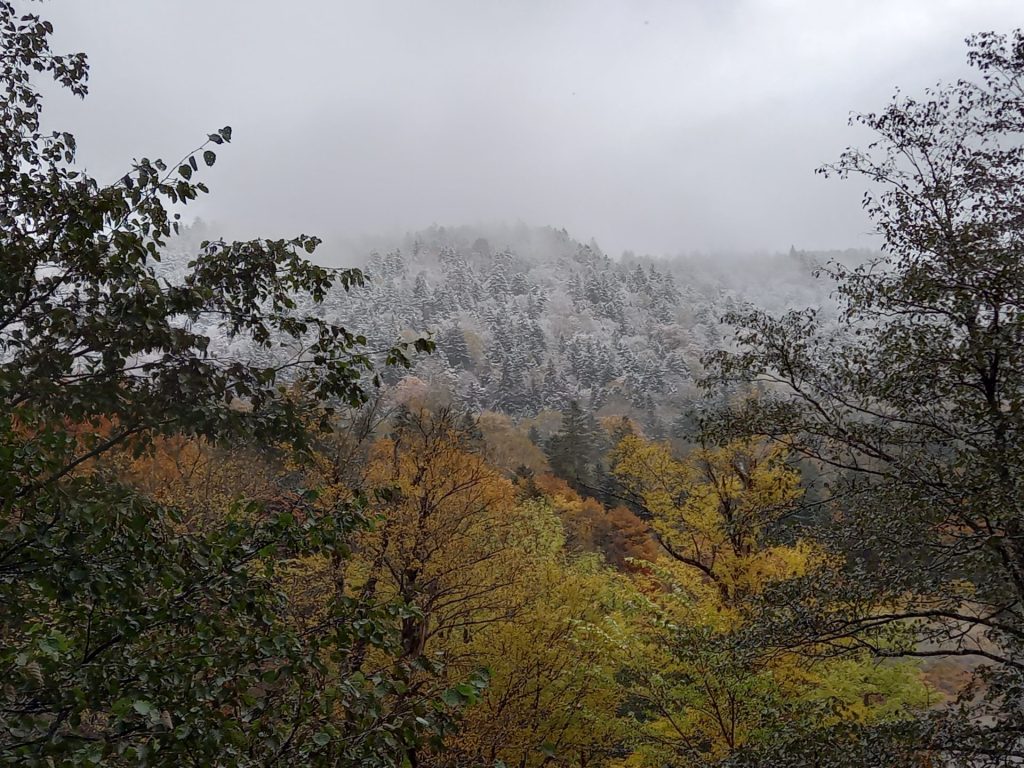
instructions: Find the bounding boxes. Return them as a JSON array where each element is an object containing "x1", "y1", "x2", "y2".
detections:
[{"x1": 42, "y1": 0, "x2": 1022, "y2": 257}]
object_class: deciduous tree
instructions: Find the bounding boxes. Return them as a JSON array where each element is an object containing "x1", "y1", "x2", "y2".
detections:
[
  {"x1": 0, "y1": 5, "x2": 443, "y2": 765},
  {"x1": 706, "y1": 29, "x2": 1024, "y2": 766}
]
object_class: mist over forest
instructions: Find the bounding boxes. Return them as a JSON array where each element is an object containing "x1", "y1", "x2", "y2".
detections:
[
  {"x1": 162, "y1": 220, "x2": 855, "y2": 441},
  {"x1": 6, "y1": 2, "x2": 1024, "y2": 767}
]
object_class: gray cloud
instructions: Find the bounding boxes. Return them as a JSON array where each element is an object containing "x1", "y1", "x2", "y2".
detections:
[{"x1": 41, "y1": 0, "x2": 1023, "y2": 258}]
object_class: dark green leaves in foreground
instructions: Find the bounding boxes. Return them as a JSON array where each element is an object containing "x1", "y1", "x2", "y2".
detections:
[{"x1": 0, "y1": 3, "x2": 445, "y2": 765}]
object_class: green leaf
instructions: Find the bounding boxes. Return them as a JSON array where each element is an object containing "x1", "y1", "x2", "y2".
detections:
[{"x1": 132, "y1": 700, "x2": 154, "y2": 717}]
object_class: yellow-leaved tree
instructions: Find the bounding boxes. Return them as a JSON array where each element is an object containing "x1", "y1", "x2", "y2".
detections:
[
  {"x1": 346, "y1": 408, "x2": 641, "y2": 767},
  {"x1": 448, "y1": 498, "x2": 639, "y2": 768},
  {"x1": 612, "y1": 436, "x2": 932, "y2": 766}
]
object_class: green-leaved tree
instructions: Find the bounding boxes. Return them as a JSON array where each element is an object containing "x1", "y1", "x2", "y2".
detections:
[
  {"x1": 707, "y1": 29, "x2": 1024, "y2": 767},
  {"x1": 0, "y1": 4, "x2": 476, "y2": 767}
]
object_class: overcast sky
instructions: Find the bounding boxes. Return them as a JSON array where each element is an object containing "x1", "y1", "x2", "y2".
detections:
[{"x1": 41, "y1": 0, "x2": 1023, "y2": 258}]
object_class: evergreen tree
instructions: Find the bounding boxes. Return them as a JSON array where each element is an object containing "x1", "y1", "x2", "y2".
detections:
[
  {"x1": 492, "y1": 357, "x2": 528, "y2": 415},
  {"x1": 509, "y1": 271, "x2": 529, "y2": 295},
  {"x1": 542, "y1": 359, "x2": 570, "y2": 410},
  {"x1": 608, "y1": 416, "x2": 635, "y2": 447},
  {"x1": 471, "y1": 237, "x2": 491, "y2": 258},
  {"x1": 545, "y1": 401, "x2": 604, "y2": 490},
  {"x1": 412, "y1": 270, "x2": 431, "y2": 302},
  {"x1": 526, "y1": 285, "x2": 548, "y2": 319},
  {"x1": 485, "y1": 264, "x2": 510, "y2": 298},
  {"x1": 627, "y1": 264, "x2": 648, "y2": 293},
  {"x1": 438, "y1": 324, "x2": 472, "y2": 370},
  {"x1": 457, "y1": 409, "x2": 484, "y2": 448}
]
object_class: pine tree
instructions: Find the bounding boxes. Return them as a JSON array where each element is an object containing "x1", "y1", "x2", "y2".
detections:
[
  {"x1": 457, "y1": 410, "x2": 484, "y2": 448},
  {"x1": 510, "y1": 271, "x2": 529, "y2": 295},
  {"x1": 413, "y1": 271, "x2": 431, "y2": 302},
  {"x1": 439, "y1": 325, "x2": 472, "y2": 370},
  {"x1": 527, "y1": 425, "x2": 543, "y2": 445},
  {"x1": 608, "y1": 416, "x2": 635, "y2": 447},
  {"x1": 542, "y1": 359, "x2": 569, "y2": 410},
  {"x1": 486, "y1": 264, "x2": 510, "y2": 298},
  {"x1": 492, "y1": 357, "x2": 527, "y2": 415},
  {"x1": 471, "y1": 237, "x2": 491, "y2": 258},
  {"x1": 545, "y1": 401, "x2": 604, "y2": 490},
  {"x1": 627, "y1": 264, "x2": 648, "y2": 293}
]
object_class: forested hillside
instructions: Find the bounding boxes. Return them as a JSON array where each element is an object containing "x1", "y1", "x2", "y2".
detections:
[
  {"x1": 164, "y1": 221, "x2": 857, "y2": 439},
  {"x1": 5, "y1": 5, "x2": 1024, "y2": 768}
]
